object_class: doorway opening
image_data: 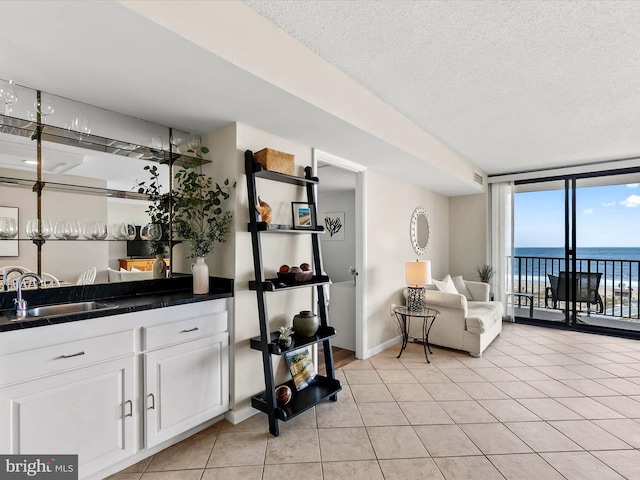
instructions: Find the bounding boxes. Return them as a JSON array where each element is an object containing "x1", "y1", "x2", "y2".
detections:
[{"x1": 314, "y1": 149, "x2": 366, "y2": 360}]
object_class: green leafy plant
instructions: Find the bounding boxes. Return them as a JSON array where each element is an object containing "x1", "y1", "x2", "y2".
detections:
[
  {"x1": 136, "y1": 164, "x2": 170, "y2": 255},
  {"x1": 172, "y1": 146, "x2": 234, "y2": 259},
  {"x1": 476, "y1": 264, "x2": 496, "y2": 284}
]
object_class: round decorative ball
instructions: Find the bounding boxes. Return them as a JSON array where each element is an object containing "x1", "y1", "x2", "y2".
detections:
[{"x1": 275, "y1": 385, "x2": 292, "y2": 406}]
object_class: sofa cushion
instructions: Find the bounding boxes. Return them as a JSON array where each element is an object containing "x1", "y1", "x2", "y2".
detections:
[
  {"x1": 432, "y1": 274, "x2": 458, "y2": 295},
  {"x1": 466, "y1": 301, "x2": 504, "y2": 334},
  {"x1": 452, "y1": 275, "x2": 473, "y2": 301}
]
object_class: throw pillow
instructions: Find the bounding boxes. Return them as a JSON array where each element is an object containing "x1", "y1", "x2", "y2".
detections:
[
  {"x1": 432, "y1": 274, "x2": 458, "y2": 295},
  {"x1": 452, "y1": 275, "x2": 473, "y2": 300}
]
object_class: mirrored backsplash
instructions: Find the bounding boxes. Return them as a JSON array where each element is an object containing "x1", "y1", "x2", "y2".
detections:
[{"x1": 0, "y1": 81, "x2": 207, "y2": 287}]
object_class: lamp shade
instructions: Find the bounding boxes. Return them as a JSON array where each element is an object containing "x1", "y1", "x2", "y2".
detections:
[{"x1": 405, "y1": 260, "x2": 431, "y2": 286}]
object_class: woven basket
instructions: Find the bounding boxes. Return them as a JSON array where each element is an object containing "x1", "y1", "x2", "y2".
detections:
[{"x1": 254, "y1": 148, "x2": 295, "y2": 175}]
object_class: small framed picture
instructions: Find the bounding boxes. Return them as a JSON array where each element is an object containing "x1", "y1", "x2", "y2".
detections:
[{"x1": 291, "y1": 202, "x2": 315, "y2": 229}]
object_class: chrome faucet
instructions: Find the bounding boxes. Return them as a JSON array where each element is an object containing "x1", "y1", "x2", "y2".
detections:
[
  {"x1": 2, "y1": 268, "x2": 26, "y2": 292},
  {"x1": 14, "y1": 273, "x2": 42, "y2": 318}
]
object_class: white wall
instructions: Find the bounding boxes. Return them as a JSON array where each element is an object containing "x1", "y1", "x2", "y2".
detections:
[
  {"x1": 364, "y1": 169, "x2": 450, "y2": 355},
  {"x1": 230, "y1": 123, "x2": 314, "y2": 413},
  {"x1": 319, "y1": 190, "x2": 356, "y2": 283},
  {"x1": 449, "y1": 194, "x2": 488, "y2": 280}
]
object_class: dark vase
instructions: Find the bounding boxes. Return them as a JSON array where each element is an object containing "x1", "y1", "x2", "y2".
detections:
[{"x1": 293, "y1": 310, "x2": 319, "y2": 337}]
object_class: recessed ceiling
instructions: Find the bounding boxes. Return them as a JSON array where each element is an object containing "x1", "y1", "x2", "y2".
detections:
[{"x1": 244, "y1": 0, "x2": 640, "y2": 175}]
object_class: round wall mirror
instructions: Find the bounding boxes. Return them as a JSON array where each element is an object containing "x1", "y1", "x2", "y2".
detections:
[{"x1": 410, "y1": 206, "x2": 430, "y2": 255}]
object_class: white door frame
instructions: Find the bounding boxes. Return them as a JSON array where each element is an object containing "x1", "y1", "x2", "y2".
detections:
[{"x1": 313, "y1": 148, "x2": 367, "y2": 359}]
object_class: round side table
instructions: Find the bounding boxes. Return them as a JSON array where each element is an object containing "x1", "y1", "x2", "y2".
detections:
[{"x1": 392, "y1": 306, "x2": 439, "y2": 363}]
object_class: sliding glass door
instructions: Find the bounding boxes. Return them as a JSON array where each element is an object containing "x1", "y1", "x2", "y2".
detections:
[
  {"x1": 513, "y1": 169, "x2": 640, "y2": 334},
  {"x1": 514, "y1": 179, "x2": 573, "y2": 325}
]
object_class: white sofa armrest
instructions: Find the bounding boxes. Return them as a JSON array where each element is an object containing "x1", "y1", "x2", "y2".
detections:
[{"x1": 464, "y1": 280, "x2": 490, "y2": 302}]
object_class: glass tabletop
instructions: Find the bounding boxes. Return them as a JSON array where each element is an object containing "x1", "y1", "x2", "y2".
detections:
[{"x1": 393, "y1": 306, "x2": 439, "y2": 317}]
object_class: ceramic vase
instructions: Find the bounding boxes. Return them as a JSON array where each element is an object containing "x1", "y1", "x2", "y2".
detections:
[
  {"x1": 293, "y1": 310, "x2": 319, "y2": 337},
  {"x1": 191, "y1": 256, "x2": 209, "y2": 294},
  {"x1": 152, "y1": 254, "x2": 166, "y2": 279}
]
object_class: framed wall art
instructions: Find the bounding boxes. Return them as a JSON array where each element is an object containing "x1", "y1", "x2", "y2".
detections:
[{"x1": 322, "y1": 212, "x2": 345, "y2": 241}]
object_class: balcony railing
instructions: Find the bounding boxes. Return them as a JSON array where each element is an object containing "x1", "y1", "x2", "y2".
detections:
[{"x1": 513, "y1": 255, "x2": 639, "y2": 319}]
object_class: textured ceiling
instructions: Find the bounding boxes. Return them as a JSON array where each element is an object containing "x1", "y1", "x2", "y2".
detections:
[{"x1": 244, "y1": 0, "x2": 640, "y2": 175}]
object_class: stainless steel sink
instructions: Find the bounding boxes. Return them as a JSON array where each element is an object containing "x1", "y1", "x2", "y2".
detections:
[{"x1": 11, "y1": 301, "x2": 118, "y2": 320}]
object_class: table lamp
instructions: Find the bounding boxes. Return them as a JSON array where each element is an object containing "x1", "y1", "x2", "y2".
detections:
[{"x1": 406, "y1": 260, "x2": 431, "y2": 311}]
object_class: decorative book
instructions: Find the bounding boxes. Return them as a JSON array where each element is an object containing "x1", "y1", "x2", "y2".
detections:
[{"x1": 284, "y1": 346, "x2": 317, "y2": 391}]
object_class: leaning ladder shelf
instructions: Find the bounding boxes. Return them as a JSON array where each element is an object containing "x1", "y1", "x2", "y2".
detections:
[{"x1": 245, "y1": 149, "x2": 341, "y2": 436}]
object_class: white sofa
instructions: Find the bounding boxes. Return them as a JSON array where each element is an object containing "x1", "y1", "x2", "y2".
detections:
[{"x1": 405, "y1": 275, "x2": 503, "y2": 357}]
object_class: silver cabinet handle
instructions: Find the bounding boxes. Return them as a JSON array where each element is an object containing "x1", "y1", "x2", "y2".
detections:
[
  {"x1": 147, "y1": 393, "x2": 155, "y2": 410},
  {"x1": 124, "y1": 400, "x2": 133, "y2": 418},
  {"x1": 56, "y1": 351, "x2": 85, "y2": 359},
  {"x1": 180, "y1": 327, "x2": 199, "y2": 333}
]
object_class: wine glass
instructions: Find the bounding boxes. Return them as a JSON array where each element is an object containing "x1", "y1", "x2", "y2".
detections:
[
  {"x1": 187, "y1": 133, "x2": 201, "y2": 152},
  {"x1": 26, "y1": 219, "x2": 52, "y2": 239},
  {"x1": 0, "y1": 79, "x2": 18, "y2": 115},
  {"x1": 54, "y1": 221, "x2": 66, "y2": 239},
  {"x1": 82, "y1": 222, "x2": 94, "y2": 240},
  {"x1": 141, "y1": 223, "x2": 162, "y2": 241},
  {"x1": 150, "y1": 136, "x2": 164, "y2": 151},
  {"x1": 93, "y1": 221, "x2": 108, "y2": 240},
  {"x1": 111, "y1": 223, "x2": 123, "y2": 240},
  {"x1": 62, "y1": 219, "x2": 80, "y2": 239},
  {"x1": 123, "y1": 223, "x2": 136, "y2": 240},
  {"x1": 0, "y1": 217, "x2": 17, "y2": 239},
  {"x1": 71, "y1": 116, "x2": 91, "y2": 141},
  {"x1": 34, "y1": 98, "x2": 55, "y2": 123},
  {"x1": 170, "y1": 132, "x2": 185, "y2": 153}
]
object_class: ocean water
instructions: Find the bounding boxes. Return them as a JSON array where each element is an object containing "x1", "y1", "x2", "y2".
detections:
[{"x1": 514, "y1": 247, "x2": 640, "y2": 288}]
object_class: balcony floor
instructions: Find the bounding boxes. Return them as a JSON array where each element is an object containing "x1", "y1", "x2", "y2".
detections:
[{"x1": 515, "y1": 306, "x2": 640, "y2": 332}]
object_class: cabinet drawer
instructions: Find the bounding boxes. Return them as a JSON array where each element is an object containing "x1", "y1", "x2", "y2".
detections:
[
  {"x1": 0, "y1": 330, "x2": 134, "y2": 387},
  {"x1": 143, "y1": 311, "x2": 227, "y2": 350}
]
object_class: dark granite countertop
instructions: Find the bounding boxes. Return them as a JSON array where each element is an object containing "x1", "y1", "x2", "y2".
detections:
[{"x1": 0, "y1": 275, "x2": 233, "y2": 332}]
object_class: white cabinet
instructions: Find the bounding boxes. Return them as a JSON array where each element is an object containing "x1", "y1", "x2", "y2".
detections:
[
  {"x1": 144, "y1": 332, "x2": 229, "y2": 447},
  {"x1": 0, "y1": 356, "x2": 135, "y2": 479},
  {"x1": 0, "y1": 299, "x2": 230, "y2": 480}
]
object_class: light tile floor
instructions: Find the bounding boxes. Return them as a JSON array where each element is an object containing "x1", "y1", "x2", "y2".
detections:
[{"x1": 110, "y1": 322, "x2": 640, "y2": 479}]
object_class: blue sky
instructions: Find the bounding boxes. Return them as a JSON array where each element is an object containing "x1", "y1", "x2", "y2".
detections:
[{"x1": 515, "y1": 183, "x2": 640, "y2": 247}]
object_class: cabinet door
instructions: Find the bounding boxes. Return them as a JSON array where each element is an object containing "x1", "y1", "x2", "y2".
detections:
[
  {"x1": 0, "y1": 356, "x2": 135, "y2": 479},
  {"x1": 144, "y1": 333, "x2": 229, "y2": 448}
]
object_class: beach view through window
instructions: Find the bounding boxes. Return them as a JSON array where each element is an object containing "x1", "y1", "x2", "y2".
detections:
[{"x1": 514, "y1": 179, "x2": 640, "y2": 329}]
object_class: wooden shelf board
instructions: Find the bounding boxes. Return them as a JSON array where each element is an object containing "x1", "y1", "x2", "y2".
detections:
[
  {"x1": 250, "y1": 326, "x2": 336, "y2": 355},
  {"x1": 248, "y1": 275, "x2": 330, "y2": 292},
  {"x1": 248, "y1": 222, "x2": 324, "y2": 234},
  {"x1": 251, "y1": 376, "x2": 341, "y2": 421},
  {"x1": 252, "y1": 162, "x2": 318, "y2": 186}
]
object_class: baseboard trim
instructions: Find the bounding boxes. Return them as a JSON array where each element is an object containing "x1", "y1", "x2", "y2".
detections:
[
  {"x1": 363, "y1": 335, "x2": 401, "y2": 359},
  {"x1": 225, "y1": 405, "x2": 260, "y2": 425}
]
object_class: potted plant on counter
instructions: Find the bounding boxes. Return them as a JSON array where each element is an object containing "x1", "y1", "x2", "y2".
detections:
[
  {"x1": 172, "y1": 146, "x2": 234, "y2": 294},
  {"x1": 136, "y1": 164, "x2": 170, "y2": 279}
]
